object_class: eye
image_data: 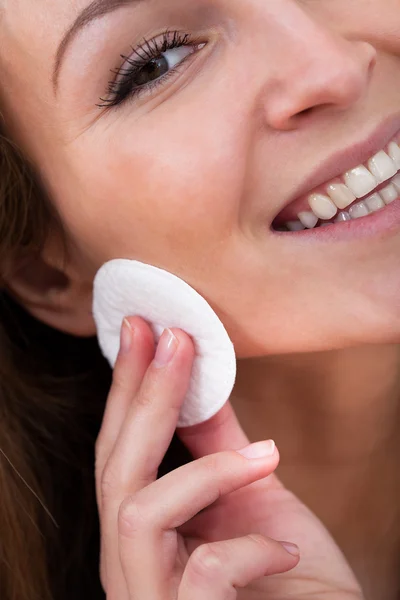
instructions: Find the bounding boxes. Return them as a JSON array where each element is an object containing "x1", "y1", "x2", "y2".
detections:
[
  {"x1": 98, "y1": 31, "x2": 206, "y2": 109},
  {"x1": 134, "y1": 45, "x2": 194, "y2": 86}
]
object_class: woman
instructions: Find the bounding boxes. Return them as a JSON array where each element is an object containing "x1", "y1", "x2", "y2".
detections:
[{"x1": 0, "y1": 0, "x2": 399, "y2": 598}]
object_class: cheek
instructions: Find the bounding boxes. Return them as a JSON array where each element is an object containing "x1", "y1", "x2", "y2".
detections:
[{"x1": 77, "y1": 112, "x2": 248, "y2": 269}]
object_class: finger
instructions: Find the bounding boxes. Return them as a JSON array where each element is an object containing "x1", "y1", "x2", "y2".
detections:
[
  {"x1": 177, "y1": 401, "x2": 250, "y2": 458},
  {"x1": 177, "y1": 401, "x2": 283, "y2": 494},
  {"x1": 100, "y1": 327, "x2": 195, "y2": 597},
  {"x1": 95, "y1": 316, "x2": 155, "y2": 488},
  {"x1": 104, "y1": 327, "x2": 195, "y2": 494},
  {"x1": 117, "y1": 441, "x2": 279, "y2": 598},
  {"x1": 95, "y1": 317, "x2": 155, "y2": 596},
  {"x1": 179, "y1": 535, "x2": 300, "y2": 599}
]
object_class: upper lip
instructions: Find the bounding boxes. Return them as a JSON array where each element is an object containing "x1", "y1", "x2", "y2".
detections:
[{"x1": 283, "y1": 111, "x2": 400, "y2": 211}]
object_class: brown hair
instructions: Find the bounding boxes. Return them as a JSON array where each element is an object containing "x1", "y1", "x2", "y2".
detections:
[{"x1": 0, "y1": 124, "x2": 192, "y2": 599}]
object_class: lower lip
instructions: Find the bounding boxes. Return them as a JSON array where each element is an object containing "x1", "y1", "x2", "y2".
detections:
[{"x1": 271, "y1": 197, "x2": 400, "y2": 243}]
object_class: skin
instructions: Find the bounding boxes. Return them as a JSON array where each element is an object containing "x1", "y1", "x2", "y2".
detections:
[
  {"x1": 94, "y1": 317, "x2": 361, "y2": 600},
  {"x1": 0, "y1": 0, "x2": 399, "y2": 597}
]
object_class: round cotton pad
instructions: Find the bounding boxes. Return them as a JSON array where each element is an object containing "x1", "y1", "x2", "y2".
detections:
[{"x1": 92, "y1": 259, "x2": 237, "y2": 427}]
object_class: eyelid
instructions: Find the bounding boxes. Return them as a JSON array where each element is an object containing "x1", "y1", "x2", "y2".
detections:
[
  {"x1": 118, "y1": 46, "x2": 201, "y2": 106},
  {"x1": 99, "y1": 29, "x2": 212, "y2": 109}
]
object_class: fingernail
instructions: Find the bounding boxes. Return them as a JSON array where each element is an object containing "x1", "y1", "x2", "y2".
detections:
[
  {"x1": 120, "y1": 318, "x2": 133, "y2": 354},
  {"x1": 280, "y1": 542, "x2": 300, "y2": 557},
  {"x1": 153, "y1": 329, "x2": 179, "y2": 368},
  {"x1": 237, "y1": 440, "x2": 276, "y2": 459}
]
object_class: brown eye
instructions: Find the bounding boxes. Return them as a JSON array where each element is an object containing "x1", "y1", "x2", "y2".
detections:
[
  {"x1": 134, "y1": 56, "x2": 169, "y2": 86},
  {"x1": 98, "y1": 34, "x2": 203, "y2": 109}
]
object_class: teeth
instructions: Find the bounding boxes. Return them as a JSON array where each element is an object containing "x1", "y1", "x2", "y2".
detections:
[
  {"x1": 335, "y1": 211, "x2": 351, "y2": 223},
  {"x1": 283, "y1": 140, "x2": 400, "y2": 233},
  {"x1": 365, "y1": 192, "x2": 385, "y2": 213},
  {"x1": 380, "y1": 184, "x2": 398, "y2": 205},
  {"x1": 298, "y1": 211, "x2": 319, "y2": 229},
  {"x1": 388, "y1": 142, "x2": 400, "y2": 169},
  {"x1": 349, "y1": 201, "x2": 370, "y2": 219},
  {"x1": 367, "y1": 150, "x2": 397, "y2": 184},
  {"x1": 393, "y1": 174, "x2": 400, "y2": 192},
  {"x1": 308, "y1": 193, "x2": 338, "y2": 220},
  {"x1": 287, "y1": 221, "x2": 305, "y2": 231},
  {"x1": 344, "y1": 165, "x2": 378, "y2": 198},
  {"x1": 326, "y1": 182, "x2": 356, "y2": 209}
]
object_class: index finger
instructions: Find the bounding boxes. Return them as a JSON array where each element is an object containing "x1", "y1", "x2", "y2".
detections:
[
  {"x1": 95, "y1": 316, "x2": 156, "y2": 481},
  {"x1": 101, "y1": 325, "x2": 195, "y2": 498},
  {"x1": 98, "y1": 323, "x2": 195, "y2": 597}
]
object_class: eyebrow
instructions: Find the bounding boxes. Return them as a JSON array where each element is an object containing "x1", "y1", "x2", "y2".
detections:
[{"x1": 52, "y1": 0, "x2": 145, "y2": 94}]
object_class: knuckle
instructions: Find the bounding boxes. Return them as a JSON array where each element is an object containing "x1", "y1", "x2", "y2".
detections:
[
  {"x1": 99, "y1": 461, "x2": 123, "y2": 503},
  {"x1": 134, "y1": 388, "x2": 154, "y2": 409},
  {"x1": 189, "y1": 543, "x2": 226, "y2": 580},
  {"x1": 100, "y1": 476, "x2": 116, "y2": 504},
  {"x1": 206, "y1": 449, "x2": 242, "y2": 474},
  {"x1": 200, "y1": 451, "x2": 241, "y2": 497},
  {"x1": 203, "y1": 452, "x2": 226, "y2": 473},
  {"x1": 118, "y1": 494, "x2": 150, "y2": 538},
  {"x1": 248, "y1": 533, "x2": 270, "y2": 549}
]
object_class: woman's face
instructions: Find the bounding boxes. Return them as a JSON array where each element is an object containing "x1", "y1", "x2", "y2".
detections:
[{"x1": 1, "y1": 0, "x2": 400, "y2": 357}]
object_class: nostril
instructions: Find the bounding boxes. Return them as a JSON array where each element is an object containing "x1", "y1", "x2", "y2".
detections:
[
  {"x1": 298, "y1": 107, "x2": 314, "y2": 118},
  {"x1": 266, "y1": 104, "x2": 315, "y2": 131}
]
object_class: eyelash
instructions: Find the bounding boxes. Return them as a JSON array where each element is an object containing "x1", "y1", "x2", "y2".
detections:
[{"x1": 97, "y1": 30, "x2": 204, "y2": 109}]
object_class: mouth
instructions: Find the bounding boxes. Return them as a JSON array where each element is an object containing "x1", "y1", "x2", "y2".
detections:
[{"x1": 272, "y1": 117, "x2": 400, "y2": 235}]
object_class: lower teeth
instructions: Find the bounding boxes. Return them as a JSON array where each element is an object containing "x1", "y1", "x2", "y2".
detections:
[{"x1": 281, "y1": 175, "x2": 400, "y2": 232}]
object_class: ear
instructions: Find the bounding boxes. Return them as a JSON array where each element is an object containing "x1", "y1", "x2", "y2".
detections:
[{"x1": 4, "y1": 242, "x2": 97, "y2": 337}]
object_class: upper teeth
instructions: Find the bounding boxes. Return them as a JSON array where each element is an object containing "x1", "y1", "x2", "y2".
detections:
[{"x1": 296, "y1": 139, "x2": 400, "y2": 228}]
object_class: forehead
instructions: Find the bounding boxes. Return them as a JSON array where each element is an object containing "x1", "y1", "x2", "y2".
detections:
[
  {"x1": 0, "y1": 0, "x2": 96, "y2": 145},
  {"x1": 0, "y1": 1, "x2": 99, "y2": 119},
  {"x1": 0, "y1": 1, "x2": 93, "y2": 85},
  {"x1": 1, "y1": 0, "x2": 87, "y2": 54}
]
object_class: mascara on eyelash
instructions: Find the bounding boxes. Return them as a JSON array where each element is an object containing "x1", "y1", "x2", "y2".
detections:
[{"x1": 96, "y1": 30, "x2": 203, "y2": 109}]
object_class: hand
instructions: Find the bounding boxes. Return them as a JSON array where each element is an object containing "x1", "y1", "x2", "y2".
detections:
[
  {"x1": 178, "y1": 368, "x2": 364, "y2": 599},
  {"x1": 95, "y1": 317, "x2": 300, "y2": 599}
]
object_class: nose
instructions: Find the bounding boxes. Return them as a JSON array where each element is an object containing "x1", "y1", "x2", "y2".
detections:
[{"x1": 261, "y1": 19, "x2": 377, "y2": 130}]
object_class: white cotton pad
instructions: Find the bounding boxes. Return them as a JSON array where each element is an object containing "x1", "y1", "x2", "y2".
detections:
[{"x1": 92, "y1": 259, "x2": 237, "y2": 427}]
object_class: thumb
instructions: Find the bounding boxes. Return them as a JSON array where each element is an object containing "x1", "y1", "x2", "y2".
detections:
[{"x1": 177, "y1": 401, "x2": 250, "y2": 458}]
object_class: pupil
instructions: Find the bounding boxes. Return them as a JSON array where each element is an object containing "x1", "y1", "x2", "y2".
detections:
[{"x1": 136, "y1": 57, "x2": 169, "y2": 86}]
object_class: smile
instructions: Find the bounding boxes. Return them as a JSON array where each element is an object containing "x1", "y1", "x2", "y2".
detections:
[{"x1": 275, "y1": 137, "x2": 400, "y2": 232}]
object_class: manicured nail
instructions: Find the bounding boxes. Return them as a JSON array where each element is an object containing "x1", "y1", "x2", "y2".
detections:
[
  {"x1": 153, "y1": 329, "x2": 179, "y2": 368},
  {"x1": 280, "y1": 542, "x2": 300, "y2": 557},
  {"x1": 120, "y1": 318, "x2": 133, "y2": 354},
  {"x1": 237, "y1": 440, "x2": 276, "y2": 459}
]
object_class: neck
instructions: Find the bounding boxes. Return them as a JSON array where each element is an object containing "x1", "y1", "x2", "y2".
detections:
[{"x1": 230, "y1": 344, "x2": 400, "y2": 464}]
